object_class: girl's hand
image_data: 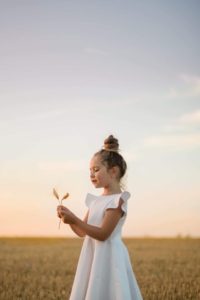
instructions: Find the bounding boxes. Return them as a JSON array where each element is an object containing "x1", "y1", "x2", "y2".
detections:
[{"x1": 57, "y1": 205, "x2": 76, "y2": 224}]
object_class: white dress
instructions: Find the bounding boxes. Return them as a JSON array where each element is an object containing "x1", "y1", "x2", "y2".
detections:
[{"x1": 69, "y1": 191, "x2": 143, "y2": 300}]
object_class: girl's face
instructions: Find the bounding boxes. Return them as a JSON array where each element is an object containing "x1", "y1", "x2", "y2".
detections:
[{"x1": 90, "y1": 155, "x2": 115, "y2": 189}]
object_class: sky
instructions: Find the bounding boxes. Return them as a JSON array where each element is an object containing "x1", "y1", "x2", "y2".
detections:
[{"x1": 0, "y1": 0, "x2": 200, "y2": 237}]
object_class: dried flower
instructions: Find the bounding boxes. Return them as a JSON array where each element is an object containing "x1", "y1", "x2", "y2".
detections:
[
  {"x1": 53, "y1": 188, "x2": 59, "y2": 201},
  {"x1": 53, "y1": 188, "x2": 70, "y2": 229},
  {"x1": 61, "y1": 193, "x2": 69, "y2": 200}
]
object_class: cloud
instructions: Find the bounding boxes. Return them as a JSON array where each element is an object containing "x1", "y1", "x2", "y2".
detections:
[
  {"x1": 178, "y1": 110, "x2": 200, "y2": 124},
  {"x1": 0, "y1": 110, "x2": 64, "y2": 127},
  {"x1": 38, "y1": 159, "x2": 87, "y2": 172},
  {"x1": 167, "y1": 74, "x2": 200, "y2": 98},
  {"x1": 180, "y1": 74, "x2": 200, "y2": 86},
  {"x1": 144, "y1": 109, "x2": 200, "y2": 150},
  {"x1": 25, "y1": 110, "x2": 64, "y2": 121},
  {"x1": 164, "y1": 109, "x2": 200, "y2": 133},
  {"x1": 144, "y1": 133, "x2": 200, "y2": 149}
]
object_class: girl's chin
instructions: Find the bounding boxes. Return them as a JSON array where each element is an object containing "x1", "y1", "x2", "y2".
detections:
[
  {"x1": 93, "y1": 183, "x2": 99, "y2": 187},
  {"x1": 92, "y1": 182, "x2": 101, "y2": 188}
]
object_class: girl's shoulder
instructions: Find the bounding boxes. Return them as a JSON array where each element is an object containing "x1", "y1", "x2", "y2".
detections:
[
  {"x1": 100, "y1": 191, "x2": 131, "y2": 201},
  {"x1": 85, "y1": 191, "x2": 131, "y2": 208},
  {"x1": 85, "y1": 193, "x2": 98, "y2": 208}
]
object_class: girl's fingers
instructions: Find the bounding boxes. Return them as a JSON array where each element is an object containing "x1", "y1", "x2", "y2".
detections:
[
  {"x1": 57, "y1": 206, "x2": 63, "y2": 213},
  {"x1": 57, "y1": 206, "x2": 67, "y2": 217},
  {"x1": 57, "y1": 205, "x2": 66, "y2": 211}
]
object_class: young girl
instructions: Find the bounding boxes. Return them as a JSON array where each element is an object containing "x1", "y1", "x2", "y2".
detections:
[{"x1": 57, "y1": 135, "x2": 143, "y2": 300}]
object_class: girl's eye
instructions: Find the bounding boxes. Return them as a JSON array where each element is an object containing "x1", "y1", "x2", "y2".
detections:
[{"x1": 94, "y1": 168, "x2": 99, "y2": 172}]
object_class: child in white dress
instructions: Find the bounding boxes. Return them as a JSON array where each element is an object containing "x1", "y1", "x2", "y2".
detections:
[{"x1": 57, "y1": 135, "x2": 143, "y2": 300}]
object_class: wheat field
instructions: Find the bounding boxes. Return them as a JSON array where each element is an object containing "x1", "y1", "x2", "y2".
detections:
[{"x1": 0, "y1": 237, "x2": 199, "y2": 300}]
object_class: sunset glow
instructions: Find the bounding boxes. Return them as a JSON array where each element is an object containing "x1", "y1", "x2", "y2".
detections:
[{"x1": 0, "y1": 1, "x2": 199, "y2": 237}]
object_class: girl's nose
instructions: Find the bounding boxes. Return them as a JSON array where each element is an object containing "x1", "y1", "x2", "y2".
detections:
[{"x1": 90, "y1": 171, "x2": 95, "y2": 178}]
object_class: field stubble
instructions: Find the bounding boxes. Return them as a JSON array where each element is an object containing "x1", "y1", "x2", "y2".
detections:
[{"x1": 0, "y1": 237, "x2": 200, "y2": 300}]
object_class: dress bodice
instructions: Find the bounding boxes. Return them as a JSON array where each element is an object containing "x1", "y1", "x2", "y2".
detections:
[{"x1": 85, "y1": 191, "x2": 130, "y2": 241}]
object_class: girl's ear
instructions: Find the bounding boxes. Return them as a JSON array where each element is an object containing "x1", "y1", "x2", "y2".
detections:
[{"x1": 110, "y1": 166, "x2": 120, "y2": 179}]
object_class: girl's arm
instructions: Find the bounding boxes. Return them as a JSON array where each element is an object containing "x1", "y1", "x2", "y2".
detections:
[
  {"x1": 72, "y1": 199, "x2": 123, "y2": 241},
  {"x1": 73, "y1": 209, "x2": 122, "y2": 241},
  {"x1": 69, "y1": 210, "x2": 89, "y2": 238}
]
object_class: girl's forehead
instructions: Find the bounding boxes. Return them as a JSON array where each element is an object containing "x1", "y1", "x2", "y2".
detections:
[{"x1": 90, "y1": 155, "x2": 102, "y2": 166}]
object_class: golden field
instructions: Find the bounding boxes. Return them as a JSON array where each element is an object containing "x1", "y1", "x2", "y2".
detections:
[{"x1": 0, "y1": 237, "x2": 200, "y2": 300}]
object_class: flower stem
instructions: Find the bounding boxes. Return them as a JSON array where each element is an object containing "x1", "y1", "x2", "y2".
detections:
[{"x1": 58, "y1": 199, "x2": 63, "y2": 229}]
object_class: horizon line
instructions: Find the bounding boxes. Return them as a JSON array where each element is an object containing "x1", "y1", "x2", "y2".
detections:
[{"x1": 0, "y1": 235, "x2": 199, "y2": 239}]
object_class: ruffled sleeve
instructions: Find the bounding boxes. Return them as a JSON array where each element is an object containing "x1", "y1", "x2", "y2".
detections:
[
  {"x1": 85, "y1": 193, "x2": 96, "y2": 208},
  {"x1": 105, "y1": 191, "x2": 131, "y2": 216}
]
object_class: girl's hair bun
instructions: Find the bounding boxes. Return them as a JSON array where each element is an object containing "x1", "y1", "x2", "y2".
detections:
[{"x1": 104, "y1": 135, "x2": 119, "y2": 152}]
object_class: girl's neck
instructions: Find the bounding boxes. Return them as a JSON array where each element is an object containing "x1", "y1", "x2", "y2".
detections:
[{"x1": 102, "y1": 184, "x2": 122, "y2": 196}]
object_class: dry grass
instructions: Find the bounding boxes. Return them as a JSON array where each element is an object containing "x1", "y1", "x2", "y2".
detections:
[{"x1": 0, "y1": 237, "x2": 199, "y2": 299}]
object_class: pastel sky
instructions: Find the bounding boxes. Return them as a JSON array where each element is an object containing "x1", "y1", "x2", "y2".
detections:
[{"x1": 0, "y1": 0, "x2": 199, "y2": 237}]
